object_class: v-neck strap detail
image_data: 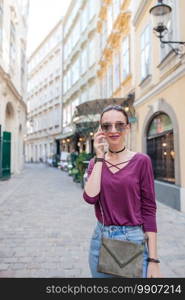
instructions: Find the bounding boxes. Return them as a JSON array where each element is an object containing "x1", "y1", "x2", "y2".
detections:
[
  {"x1": 104, "y1": 159, "x2": 132, "y2": 170},
  {"x1": 103, "y1": 153, "x2": 139, "y2": 174}
]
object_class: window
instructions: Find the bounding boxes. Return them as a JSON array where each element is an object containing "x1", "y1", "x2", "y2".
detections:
[
  {"x1": 107, "y1": 4, "x2": 113, "y2": 37},
  {"x1": 81, "y1": 5, "x2": 88, "y2": 33},
  {"x1": 67, "y1": 104, "x2": 71, "y2": 124},
  {"x1": 67, "y1": 70, "x2": 71, "y2": 90},
  {"x1": 113, "y1": 52, "x2": 120, "y2": 91},
  {"x1": 71, "y1": 59, "x2": 80, "y2": 85},
  {"x1": 81, "y1": 48, "x2": 88, "y2": 74},
  {"x1": 18, "y1": 0, "x2": 29, "y2": 17},
  {"x1": 71, "y1": 97, "x2": 79, "y2": 117},
  {"x1": 88, "y1": 39, "x2": 95, "y2": 67},
  {"x1": 147, "y1": 113, "x2": 175, "y2": 184},
  {"x1": 113, "y1": 0, "x2": 120, "y2": 22},
  {"x1": 140, "y1": 25, "x2": 151, "y2": 80},
  {"x1": 64, "y1": 43, "x2": 68, "y2": 61},
  {"x1": 21, "y1": 48, "x2": 26, "y2": 91},
  {"x1": 63, "y1": 107, "x2": 67, "y2": 127},
  {"x1": 10, "y1": 21, "x2": 16, "y2": 67},
  {"x1": 72, "y1": 21, "x2": 80, "y2": 49},
  {"x1": 81, "y1": 90, "x2": 87, "y2": 103},
  {"x1": 63, "y1": 75, "x2": 67, "y2": 94},
  {"x1": 107, "y1": 65, "x2": 113, "y2": 97},
  {"x1": 101, "y1": 21, "x2": 107, "y2": 51},
  {"x1": 122, "y1": 36, "x2": 130, "y2": 80},
  {"x1": 101, "y1": 74, "x2": 107, "y2": 98},
  {"x1": 89, "y1": 0, "x2": 96, "y2": 21}
]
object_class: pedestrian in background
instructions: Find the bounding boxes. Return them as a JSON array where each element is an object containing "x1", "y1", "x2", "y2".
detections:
[{"x1": 83, "y1": 105, "x2": 161, "y2": 278}]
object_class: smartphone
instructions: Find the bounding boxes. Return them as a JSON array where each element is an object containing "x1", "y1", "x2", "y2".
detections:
[
  {"x1": 100, "y1": 137, "x2": 108, "y2": 153},
  {"x1": 98, "y1": 125, "x2": 108, "y2": 152}
]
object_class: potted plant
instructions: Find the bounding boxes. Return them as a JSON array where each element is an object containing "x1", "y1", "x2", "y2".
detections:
[{"x1": 75, "y1": 152, "x2": 93, "y2": 187}]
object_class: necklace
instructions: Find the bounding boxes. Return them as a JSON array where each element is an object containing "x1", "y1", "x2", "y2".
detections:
[{"x1": 108, "y1": 146, "x2": 126, "y2": 154}]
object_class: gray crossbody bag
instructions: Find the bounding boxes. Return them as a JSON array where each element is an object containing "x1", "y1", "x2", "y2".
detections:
[{"x1": 97, "y1": 202, "x2": 147, "y2": 278}]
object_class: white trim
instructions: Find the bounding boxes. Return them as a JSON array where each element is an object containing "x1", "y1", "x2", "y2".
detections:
[
  {"x1": 180, "y1": 187, "x2": 185, "y2": 212},
  {"x1": 175, "y1": 0, "x2": 180, "y2": 41},
  {"x1": 132, "y1": 0, "x2": 148, "y2": 27},
  {"x1": 134, "y1": 63, "x2": 185, "y2": 107},
  {"x1": 140, "y1": 23, "x2": 152, "y2": 81}
]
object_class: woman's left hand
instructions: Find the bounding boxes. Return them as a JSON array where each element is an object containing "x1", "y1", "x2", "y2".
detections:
[{"x1": 147, "y1": 262, "x2": 163, "y2": 278}]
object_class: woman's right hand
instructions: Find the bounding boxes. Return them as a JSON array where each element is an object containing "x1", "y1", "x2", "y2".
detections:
[{"x1": 93, "y1": 126, "x2": 107, "y2": 157}]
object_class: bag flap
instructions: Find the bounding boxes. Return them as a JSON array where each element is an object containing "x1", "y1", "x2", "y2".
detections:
[{"x1": 102, "y1": 237, "x2": 144, "y2": 268}]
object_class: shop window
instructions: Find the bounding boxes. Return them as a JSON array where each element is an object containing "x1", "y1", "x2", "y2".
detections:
[{"x1": 147, "y1": 113, "x2": 175, "y2": 184}]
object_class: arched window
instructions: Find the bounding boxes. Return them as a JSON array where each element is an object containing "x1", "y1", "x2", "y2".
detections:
[{"x1": 147, "y1": 113, "x2": 175, "y2": 184}]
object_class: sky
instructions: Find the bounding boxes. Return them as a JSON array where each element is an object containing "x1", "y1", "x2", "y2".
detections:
[{"x1": 27, "y1": 0, "x2": 71, "y2": 57}]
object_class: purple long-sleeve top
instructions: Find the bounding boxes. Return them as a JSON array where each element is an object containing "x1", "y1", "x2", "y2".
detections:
[{"x1": 83, "y1": 152, "x2": 157, "y2": 232}]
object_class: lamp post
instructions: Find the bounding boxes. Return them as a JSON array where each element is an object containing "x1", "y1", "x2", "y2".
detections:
[
  {"x1": 149, "y1": 0, "x2": 185, "y2": 55},
  {"x1": 123, "y1": 93, "x2": 136, "y2": 123}
]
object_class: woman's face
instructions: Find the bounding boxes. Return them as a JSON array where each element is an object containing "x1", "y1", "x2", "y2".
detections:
[{"x1": 100, "y1": 110, "x2": 129, "y2": 145}]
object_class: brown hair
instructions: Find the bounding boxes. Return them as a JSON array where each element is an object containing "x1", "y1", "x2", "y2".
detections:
[{"x1": 100, "y1": 105, "x2": 129, "y2": 124}]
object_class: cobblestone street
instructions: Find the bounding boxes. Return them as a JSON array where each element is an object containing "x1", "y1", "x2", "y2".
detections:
[{"x1": 0, "y1": 163, "x2": 185, "y2": 278}]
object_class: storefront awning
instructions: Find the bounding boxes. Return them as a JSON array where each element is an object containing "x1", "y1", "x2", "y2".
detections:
[
  {"x1": 73, "y1": 98, "x2": 127, "y2": 118},
  {"x1": 55, "y1": 130, "x2": 75, "y2": 140}
]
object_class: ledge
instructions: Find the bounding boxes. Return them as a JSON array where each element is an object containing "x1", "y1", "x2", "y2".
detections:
[
  {"x1": 157, "y1": 49, "x2": 176, "y2": 71},
  {"x1": 138, "y1": 74, "x2": 152, "y2": 88}
]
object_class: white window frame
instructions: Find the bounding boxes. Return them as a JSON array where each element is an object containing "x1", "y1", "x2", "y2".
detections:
[
  {"x1": 113, "y1": 0, "x2": 120, "y2": 23},
  {"x1": 113, "y1": 52, "x2": 120, "y2": 91},
  {"x1": 10, "y1": 21, "x2": 16, "y2": 67},
  {"x1": 140, "y1": 24, "x2": 151, "y2": 80},
  {"x1": 107, "y1": 4, "x2": 113, "y2": 37},
  {"x1": 81, "y1": 47, "x2": 88, "y2": 75},
  {"x1": 89, "y1": 0, "x2": 96, "y2": 21},
  {"x1": 107, "y1": 65, "x2": 113, "y2": 97},
  {"x1": 81, "y1": 5, "x2": 88, "y2": 33},
  {"x1": 88, "y1": 38, "x2": 95, "y2": 67},
  {"x1": 101, "y1": 21, "x2": 107, "y2": 50},
  {"x1": 122, "y1": 35, "x2": 130, "y2": 80}
]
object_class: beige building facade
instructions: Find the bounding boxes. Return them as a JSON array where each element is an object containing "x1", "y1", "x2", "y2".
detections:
[
  {"x1": 61, "y1": 0, "x2": 185, "y2": 211},
  {"x1": 0, "y1": 0, "x2": 29, "y2": 177},
  {"x1": 132, "y1": 0, "x2": 185, "y2": 211},
  {"x1": 25, "y1": 20, "x2": 63, "y2": 163},
  {"x1": 96, "y1": 0, "x2": 135, "y2": 149},
  {"x1": 24, "y1": 0, "x2": 185, "y2": 211},
  {"x1": 60, "y1": 0, "x2": 101, "y2": 154}
]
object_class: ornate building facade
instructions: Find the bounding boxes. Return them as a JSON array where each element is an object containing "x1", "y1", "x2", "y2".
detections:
[
  {"x1": 0, "y1": 0, "x2": 29, "y2": 178},
  {"x1": 132, "y1": 0, "x2": 185, "y2": 211},
  {"x1": 25, "y1": 20, "x2": 63, "y2": 163}
]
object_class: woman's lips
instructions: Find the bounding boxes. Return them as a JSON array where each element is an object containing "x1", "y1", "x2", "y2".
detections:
[{"x1": 109, "y1": 135, "x2": 120, "y2": 139}]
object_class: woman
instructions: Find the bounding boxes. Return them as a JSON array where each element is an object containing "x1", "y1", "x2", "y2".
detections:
[{"x1": 83, "y1": 105, "x2": 161, "y2": 278}]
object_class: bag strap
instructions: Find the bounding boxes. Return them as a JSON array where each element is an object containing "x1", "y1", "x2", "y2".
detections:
[
  {"x1": 98, "y1": 201, "x2": 147, "y2": 246},
  {"x1": 98, "y1": 201, "x2": 105, "y2": 234}
]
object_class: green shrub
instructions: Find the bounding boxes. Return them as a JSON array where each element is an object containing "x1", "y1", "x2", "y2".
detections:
[{"x1": 75, "y1": 152, "x2": 93, "y2": 182}]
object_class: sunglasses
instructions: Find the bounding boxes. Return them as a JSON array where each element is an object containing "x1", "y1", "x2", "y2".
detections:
[{"x1": 101, "y1": 122, "x2": 128, "y2": 132}]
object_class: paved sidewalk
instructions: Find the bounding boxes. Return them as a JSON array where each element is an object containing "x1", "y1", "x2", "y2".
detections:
[{"x1": 0, "y1": 163, "x2": 184, "y2": 277}]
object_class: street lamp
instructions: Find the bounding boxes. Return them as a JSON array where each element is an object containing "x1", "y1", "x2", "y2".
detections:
[
  {"x1": 123, "y1": 93, "x2": 136, "y2": 123},
  {"x1": 150, "y1": 0, "x2": 185, "y2": 55}
]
